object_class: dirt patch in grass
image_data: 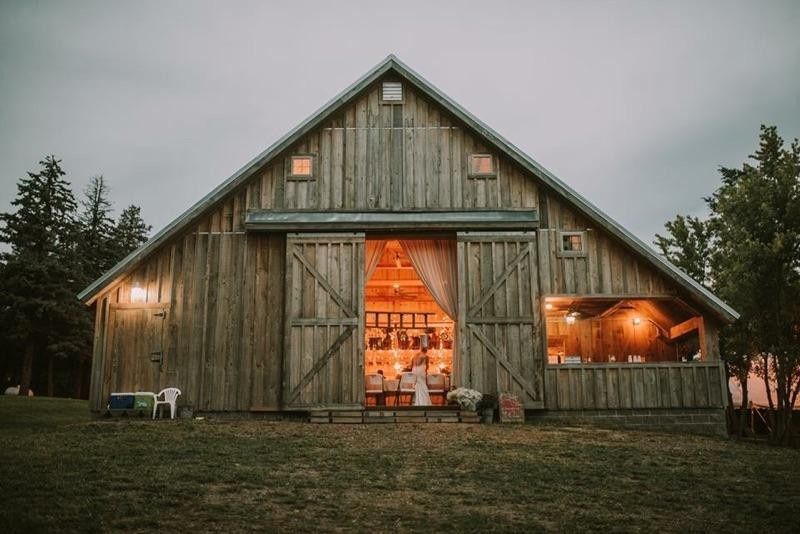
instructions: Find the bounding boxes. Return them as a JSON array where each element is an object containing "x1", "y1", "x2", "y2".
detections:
[{"x1": 1, "y1": 397, "x2": 798, "y2": 532}]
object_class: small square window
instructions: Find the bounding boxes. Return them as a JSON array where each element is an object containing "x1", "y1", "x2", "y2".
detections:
[
  {"x1": 563, "y1": 234, "x2": 583, "y2": 252},
  {"x1": 381, "y1": 81, "x2": 403, "y2": 103},
  {"x1": 559, "y1": 232, "x2": 586, "y2": 256},
  {"x1": 469, "y1": 154, "x2": 495, "y2": 177},
  {"x1": 290, "y1": 156, "x2": 313, "y2": 178}
]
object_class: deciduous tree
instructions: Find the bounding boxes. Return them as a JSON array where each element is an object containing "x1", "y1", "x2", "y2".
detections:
[
  {"x1": 655, "y1": 215, "x2": 712, "y2": 287},
  {"x1": 708, "y1": 125, "x2": 800, "y2": 444},
  {"x1": 658, "y1": 125, "x2": 800, "y2": 444}
]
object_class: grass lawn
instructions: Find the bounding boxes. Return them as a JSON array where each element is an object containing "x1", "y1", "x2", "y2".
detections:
[{"x1": 1, "y1": 397, "x2": 798, "y2": 532}]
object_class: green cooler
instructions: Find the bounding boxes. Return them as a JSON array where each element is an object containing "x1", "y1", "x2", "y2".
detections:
[{"x1": 133, "y1": 392, "x2": 155, "y2": 414}]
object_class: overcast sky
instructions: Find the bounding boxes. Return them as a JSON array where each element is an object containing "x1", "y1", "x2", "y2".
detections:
[{"x1": 1, "y1": 0, "x2": 798, "y2": 245}]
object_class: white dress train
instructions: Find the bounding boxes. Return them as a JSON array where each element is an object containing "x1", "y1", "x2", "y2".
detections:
[{"x1": 412, "y1": 364, "x2": 431, "y2": 406}]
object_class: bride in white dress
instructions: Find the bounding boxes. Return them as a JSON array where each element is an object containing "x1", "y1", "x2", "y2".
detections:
[{"x1": 411, "y1": 347, "x2": 431, "y2": 406}]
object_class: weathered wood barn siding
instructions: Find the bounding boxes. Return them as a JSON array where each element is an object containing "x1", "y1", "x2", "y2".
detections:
[
  {"x1": 87, "y1": 79, "x2": 544, "y2": 412},
  {"x1": 88, "y1": 231, "x2": 285, "y2": 412},
  {"x1": 254, "y1": 83, "x2": 539, "y2": 211},
  {"x1": 537, "y1": 197, "x2": 672, "y2": 296},
  {"x1": 86, "y1": 71, "x2": 728, "y2": 413},
  {"x1": 544, "y1": 361, "x2": 727, "y2": 410}
]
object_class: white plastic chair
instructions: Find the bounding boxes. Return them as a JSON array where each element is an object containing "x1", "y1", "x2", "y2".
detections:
[{"x1": 153, "y1": 387, "x2": 181, "y2": 419}]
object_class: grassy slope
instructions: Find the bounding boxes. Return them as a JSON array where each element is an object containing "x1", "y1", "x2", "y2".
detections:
[{"x1": 0, "y1": 397, "x2": 797, "y2": 533}]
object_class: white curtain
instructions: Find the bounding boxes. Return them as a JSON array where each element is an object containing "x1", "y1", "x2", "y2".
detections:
[
  {"x1": 399, "y1": 239, "x2": 458, "y2": 320},
  {"x1": 365, "y1": 240, "x2": 387, "y2": 280}
]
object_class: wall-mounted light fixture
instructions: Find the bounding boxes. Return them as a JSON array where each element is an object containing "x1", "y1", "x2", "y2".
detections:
[
  {"x1": 565, "y1": 315, "x2": 576, "y2": 325},
  {"x1": 131, "y1": 282, "x2": 146, "y2": 303},
  {"x1": 545, "y1": 302, "x2": 554, "y2": 310},
  {"x1": 632, "y1": 317, "x2": 642, "y2": 326}
]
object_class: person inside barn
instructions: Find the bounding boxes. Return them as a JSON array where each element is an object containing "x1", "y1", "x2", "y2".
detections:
[{"x1": 411, "y1": 347, "x2": 431, "y2": 406}]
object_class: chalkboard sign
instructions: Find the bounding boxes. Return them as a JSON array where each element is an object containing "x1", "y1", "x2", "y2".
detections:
[{"x1": 499, "y1": 393, "x2": 524, "y2": 423}]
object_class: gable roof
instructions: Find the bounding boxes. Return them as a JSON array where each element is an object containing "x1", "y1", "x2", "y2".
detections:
[{"x1": 78, "y1": 54, "x2": 739, "y2": 323}]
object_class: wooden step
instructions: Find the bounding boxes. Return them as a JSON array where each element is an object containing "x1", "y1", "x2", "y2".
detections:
[{"x1": 308, "y1": 409, "x2": 480, "y2": 424}]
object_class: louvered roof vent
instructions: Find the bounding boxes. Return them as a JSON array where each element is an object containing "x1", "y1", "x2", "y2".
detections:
[{"x1": 381, "y1": 81, "x2": 403, "y2": 102}]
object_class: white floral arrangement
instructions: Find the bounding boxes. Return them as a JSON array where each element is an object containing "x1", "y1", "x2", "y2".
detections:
[{"x1": 446, "y1": 387, "x2": 483, "y2": 411}]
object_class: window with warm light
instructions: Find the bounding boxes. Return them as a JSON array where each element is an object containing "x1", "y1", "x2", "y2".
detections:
[
  {"x1": 469, "y1": 154, "x2": 495, "y2": 177},
  {"x1": 558, "y1": 231, "x2": 586, "y2": 256},
  {"x1": 544, "y1": 297, "x2": 704, "y2": 365},
  {"x1": 289, "y1": 156, "x2": 313, "y2": 178}
]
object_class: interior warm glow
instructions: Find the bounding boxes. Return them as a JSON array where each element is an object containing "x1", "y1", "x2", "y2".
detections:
[
  {"x1": 364, "y1": 240, "x2": 454, "y2": 380},
  {"x1": 472, "y1": 154, "x2": 494, "y2": 174},
  {"x1": 545, "y1": 302, "x2": 553, "y2": 310},
  {"x1": 546, "y1": 297, "x2": 703, "y2": 364},
  {"x1": 562, "y1": 234, "x2": 583, "y2": 252},
  {"x1": 291, "y1": 156, "x2": 312, "y2": 176}
]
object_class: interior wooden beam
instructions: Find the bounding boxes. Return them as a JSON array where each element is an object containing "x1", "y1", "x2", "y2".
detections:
[
  {"x1": 598, "y1": 300, "x2": 629, "y2": 319},
  {"x1": 668, "y1": 316, "x2": 701, "y2": 340},
  {"x1": 628, "y1": 300, "x2": 673, "y2": 334}
]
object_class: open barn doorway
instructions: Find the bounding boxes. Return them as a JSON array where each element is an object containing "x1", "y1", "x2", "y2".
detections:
[{"x1": 363, "y1": 238, "x2": 456, "y2": 408}]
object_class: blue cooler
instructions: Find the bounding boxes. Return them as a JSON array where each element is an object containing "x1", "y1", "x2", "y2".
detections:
[{"x1": 108, "y1": 393, "x2": 135, "y2": 411}]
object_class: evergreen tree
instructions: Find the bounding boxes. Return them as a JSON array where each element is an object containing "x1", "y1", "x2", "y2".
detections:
[
  {"x1": 69, "y1": 175, "x2": 117, "y2": 396},
  {"x1": 77, "y1": 175, "x2": 117, "y2": 282},
  {"x1": 0, "y1": 156, "x2": 88, "y2": 396},
  {"x1": 113, "y1": 205, "x2": 151, "y2": 257}
]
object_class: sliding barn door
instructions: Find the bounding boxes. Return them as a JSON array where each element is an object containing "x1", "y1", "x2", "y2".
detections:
[
  {"x1": 283, "y1": 233, "x2": 365, "y2": 409},
  {"x1": 457, "y1": 232, "x2": 544, "y2": 408}
]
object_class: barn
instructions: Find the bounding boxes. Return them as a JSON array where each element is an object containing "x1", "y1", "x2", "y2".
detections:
[{"x1": 79, "y1": 55, "x2": 738, "y2": 432}]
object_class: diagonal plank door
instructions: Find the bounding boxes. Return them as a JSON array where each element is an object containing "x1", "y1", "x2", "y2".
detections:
[
  {"x1": 457, "y1": 232, "x2": 544, "y2": 408},
  {"x1": 283, "y1": 233, "x2": 365, "y2": 409}
]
